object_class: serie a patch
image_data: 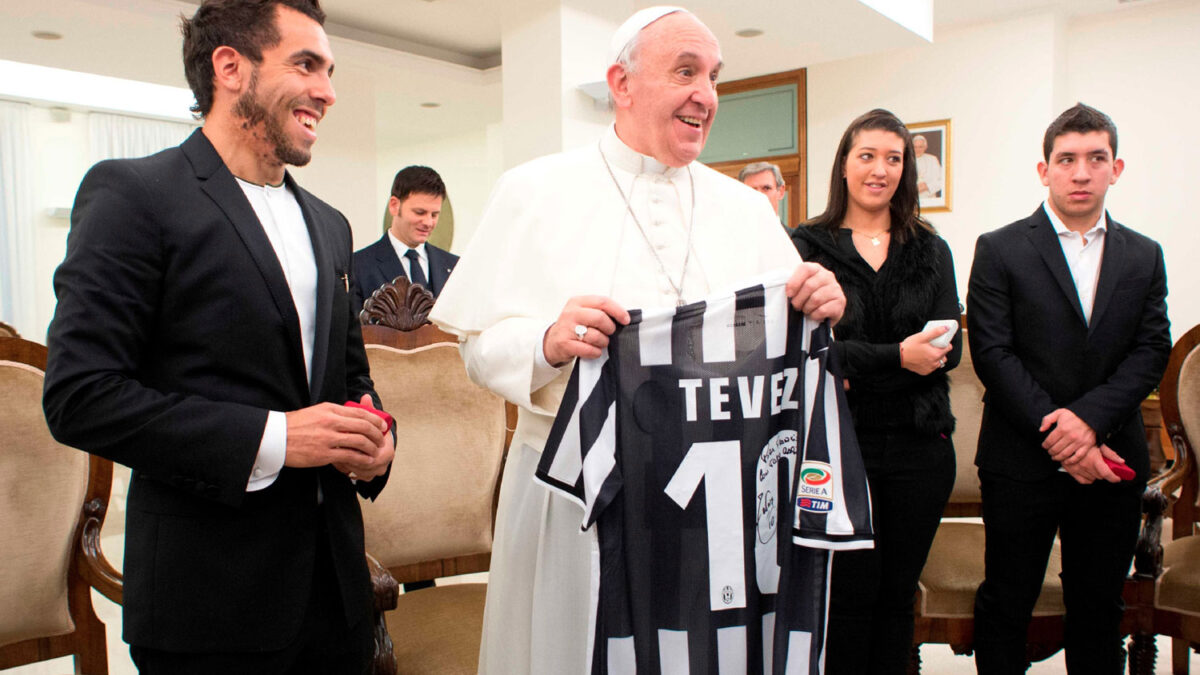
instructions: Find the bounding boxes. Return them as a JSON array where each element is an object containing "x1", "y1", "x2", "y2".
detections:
[{"x1": 797, "y1": 461, "x2": 835, "y2": 513}]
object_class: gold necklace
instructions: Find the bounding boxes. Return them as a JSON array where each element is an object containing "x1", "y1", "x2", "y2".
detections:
[{"x1": 847, "y1": 227, "x2": 890, "y2": 247}]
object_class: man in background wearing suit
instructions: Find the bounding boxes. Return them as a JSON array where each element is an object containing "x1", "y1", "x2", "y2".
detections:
[
  {"x1": 739, "y1": 160, "x2": 789, "y2": 229},
  {"x1": 42, "y1": 1, "x2": 394, "y2": 672},
  {"x1": 968, "y1": 103, "x2": 1171, "y2": 674},
  {"x1": 352, "y1": 165, "x2": 458, "y2": 307}
]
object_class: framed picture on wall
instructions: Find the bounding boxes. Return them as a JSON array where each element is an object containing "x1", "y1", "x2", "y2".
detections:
[{"x1": 906, "y1": 118, "x2": 951, "y2": 213}]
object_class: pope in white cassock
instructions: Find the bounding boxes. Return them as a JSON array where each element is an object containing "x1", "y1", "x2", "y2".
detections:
[
  {"x1": 913, "y1": 134, "x2": 943, "y2": 199},
  {"x1": 430, "y1": 6, "x2": 847, "y2": 673}
]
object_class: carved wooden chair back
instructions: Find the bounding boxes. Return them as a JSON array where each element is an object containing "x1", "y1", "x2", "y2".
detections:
[
  {"x1": 357, "y1": 281, "x2": 515, "y2": 675},
  {"x1": 1127, "y1": 323, "x2": 1200, "y2": 674}
]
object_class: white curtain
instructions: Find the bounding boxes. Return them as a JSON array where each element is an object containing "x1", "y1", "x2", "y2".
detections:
[
  {"x1": 84, "y1": 112, "x2": 193, "y2": 571},
  {"x1": 87, "y1": 111, "x2": 195, "y2": 164},
  {"x1": 0, "y1": 101, "x2": 36, "y2": 337}
]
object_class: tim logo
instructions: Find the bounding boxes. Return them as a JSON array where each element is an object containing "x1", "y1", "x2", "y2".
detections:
[
  {"x1": 797, "y1": 462, "x2": 835, "y2": 514},
  {"x1": 798, "y1": 497, "x2": 833, "y2": 512}
]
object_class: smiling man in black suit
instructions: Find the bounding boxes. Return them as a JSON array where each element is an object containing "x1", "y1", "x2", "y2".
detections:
[
  {"x1": 42, "y1": 1, "x2": 393, "y2": 672},
  {"x1": 351, "y1": 165, "x2": 459, "y2": 307},
  {"x1": 967, "y1": 103, "x2": 1171, "y2": 674}
]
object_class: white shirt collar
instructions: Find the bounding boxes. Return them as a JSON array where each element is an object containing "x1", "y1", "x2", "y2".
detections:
[
  {"x1": 602, "y1": 124, "x2": 685, "y2": 178},
  {"x1": 1043, "y1": 200, "x2": 1106, "y2": 238},
  {"x1": 387, "y1": 231, "x2": 426, "y2": 261}
]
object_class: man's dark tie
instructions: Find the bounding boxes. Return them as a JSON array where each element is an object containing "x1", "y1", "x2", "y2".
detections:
[{"x1": 404, "y1": 249, "x2": 428, "y2": 288}]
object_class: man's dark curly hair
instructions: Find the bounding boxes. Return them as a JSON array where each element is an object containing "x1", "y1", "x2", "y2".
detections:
[{"x1": 180, "y1": 0, "x2": 325, "y2": 118}]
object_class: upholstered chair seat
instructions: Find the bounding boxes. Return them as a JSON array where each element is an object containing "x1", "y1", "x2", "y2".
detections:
[
  {"x1": 1159, "y1": 536, "x2": 1200, "y2": 616},
  {"x1": 386, "y1": 584, "x2": 488, "y2": 674},
  {"x1": 918, "y1": 522, "x2": 1065, "y2": 619}
]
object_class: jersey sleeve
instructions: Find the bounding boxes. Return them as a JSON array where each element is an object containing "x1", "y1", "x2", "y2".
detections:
[
  {"x1": 534, "y1": 351, "x2": 622, "y2": 530},
  {"x1": 792, "y1": 319, "x2": 875, "y2": 550}
]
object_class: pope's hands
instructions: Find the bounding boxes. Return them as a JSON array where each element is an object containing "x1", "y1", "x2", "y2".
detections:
[
  {"x1": 285, "y1": 395, "x2": 394, "y2": 481},
  {"x1": 899, "y1": 324, "x2": 953, "y2": 375},
  {"x1": 543, "y1": 295, "x2": 631, "y2": 366},
  {"x1": 786, "y1": 262, "x2": 846, "y2": 324}
]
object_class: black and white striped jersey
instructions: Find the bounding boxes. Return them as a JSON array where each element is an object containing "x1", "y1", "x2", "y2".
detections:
[{"x1": 535, "y1": 271, "x2": 873, "y2": 675}]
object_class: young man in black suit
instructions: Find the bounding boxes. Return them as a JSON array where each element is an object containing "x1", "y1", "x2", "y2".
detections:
[
  {"x1": 967, "y1": 103, "x2": 1171, "y2": 674},
  {"x1": 42, "y1": 1, "x2": 394, "y2": 672},
  {"x1": 351, "y1": 165, "x2": 459, "y2": 307}
]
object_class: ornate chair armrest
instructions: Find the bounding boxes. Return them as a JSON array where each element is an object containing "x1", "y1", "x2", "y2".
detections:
[
  {"x1": 1132, "y1": 486, "x2": 1169, "y2": 580},
  {"x1": 367, "y1": 552, "x2": 398, "y2": 675},
  {"x1": 79, "y1": 496, "x2": 124, "y2": 604},
  {"x1": 369, "y1": 552, "x2": 399, "y2": 612}
]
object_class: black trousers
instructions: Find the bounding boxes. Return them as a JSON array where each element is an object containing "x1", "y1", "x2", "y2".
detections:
[
  {"x1": 130, "y1": 517, "x2": 374, "y2": 675},
  {"x1": 825, "y1": 428, "x2": 956, "y2": 675},
  {"x1": 973, "y1": 468, "x2": 1144, "y2": 675}
]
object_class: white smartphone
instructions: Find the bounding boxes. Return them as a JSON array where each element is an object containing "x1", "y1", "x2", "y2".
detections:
[{"x1": 923, "y1": 319, "x2": 959, "y2": 349}]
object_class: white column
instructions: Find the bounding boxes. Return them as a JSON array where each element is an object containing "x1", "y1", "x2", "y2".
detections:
[{"x1": 500, "y1": 0, "x2": 632, "y2": 169}]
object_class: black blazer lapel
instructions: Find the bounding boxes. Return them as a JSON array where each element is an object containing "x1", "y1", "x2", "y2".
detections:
[
  {"x1": 1088, "y1": 214, "x2": 1125, "y2": 334},
  {"x1": 1024, "y1": 208, "x2": 1087, "y2": 326},
  {"x1": 182, "y1": 131, "x2": 307, "y2": 382},
  {"x1": 289, "y1": 174, "x2": 333, "y2": 403},
  {"x1": 374, "y1": 236, "x2": 406, "y2": 284}
]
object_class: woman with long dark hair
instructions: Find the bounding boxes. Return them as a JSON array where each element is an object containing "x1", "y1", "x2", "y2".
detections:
[{"x1": 792, "y1": 108, "x2": 962, "y2": 674}]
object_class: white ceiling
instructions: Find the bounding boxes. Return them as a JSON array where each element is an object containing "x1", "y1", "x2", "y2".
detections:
[{"x1": 1, "y1": 0, "x2": 1156, "y2": 145}]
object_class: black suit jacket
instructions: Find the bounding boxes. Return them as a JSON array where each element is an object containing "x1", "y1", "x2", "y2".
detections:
[
  {"x1": 351, "y1": 234, "x2": 458, "y2": 307},
  {"x1": 43, "y1": 129, "x2": 388, "y2": 652},
  {"x1": 967, "y1": 206, "x2": 1171, "y2": 481}
]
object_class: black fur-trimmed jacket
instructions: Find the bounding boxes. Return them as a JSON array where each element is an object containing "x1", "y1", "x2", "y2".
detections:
[{"x1": 792, "y1": 224, "x2": 963, "y2": 436}]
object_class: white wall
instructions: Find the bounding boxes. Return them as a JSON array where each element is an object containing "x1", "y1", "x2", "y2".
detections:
[
  {"x1": 1063, "y1": 0, "x2": 1200, "y2": 342},
  {"x1": 288, "y1": 56, "x2": 378, "y2": 253},
  {"x1": 806, "y1": 1, "x2": 1200, "y2": 339},
  {"x1": 375, "y1": 123, "x2": 504, "y2": 254}
]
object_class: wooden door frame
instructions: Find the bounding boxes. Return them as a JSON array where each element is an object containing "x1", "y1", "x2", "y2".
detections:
[{"x1": 705, "y1": 68, "x2": 807, "y2": 227}]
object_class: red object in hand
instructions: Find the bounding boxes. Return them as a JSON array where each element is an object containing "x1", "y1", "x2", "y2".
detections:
[
  {"x1": 345, "y1": 400, "x2": 394, "y2": 432},
  {"x1": 1103, "y1": 457, "x2": 1136, "y2": 481}
]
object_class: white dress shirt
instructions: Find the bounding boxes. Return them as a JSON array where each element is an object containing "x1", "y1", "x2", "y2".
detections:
[
  {"x1": 387, "y1": 232, "x2": 429, "y2": 283},
  {"x1": 236, "y1": 178, "x2": 318, "y2": 491},
  {"x1": 1043, "y1": 201, "x2": 1106, "y2": 324}
]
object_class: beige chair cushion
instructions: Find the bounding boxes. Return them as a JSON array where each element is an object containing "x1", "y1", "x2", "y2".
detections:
[
  {"x1": 918, "y1": 521, "x2": 1065, "y2": 618},
  {"x1": 947, "y1": 332, "x2": 984, "y2": 505},
  {"x1": 1159, "y1": 535, "x2": 1200, "y2": 616},
  {"x1": 360, "y1": 343, "x2": 507, "y2": 568},
  {"x1": 387, "y1": 583, "x2": 487, "y2": 674},
  {"x1": 0, "y1": 360, "x2": 89, "y2": 647}
]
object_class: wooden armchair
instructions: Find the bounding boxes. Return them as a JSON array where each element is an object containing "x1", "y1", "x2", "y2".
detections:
[
  {"x1": 909, "y1": 327, "x2": 1066, "y2": 672},
  {"x1": 1127, "y1": 323, "x2": 1200, "y2": 674},
  {"x1": 0, "y1": 336, "x2": 123, "y2": 674},
  {"x1": 359, "y1": 280, "x2": 516, "y2": 675}
]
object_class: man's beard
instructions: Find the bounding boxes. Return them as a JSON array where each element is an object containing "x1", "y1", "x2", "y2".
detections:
[{"x1": 233, "y1": 70, "x2": 312, "y2": 168}]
